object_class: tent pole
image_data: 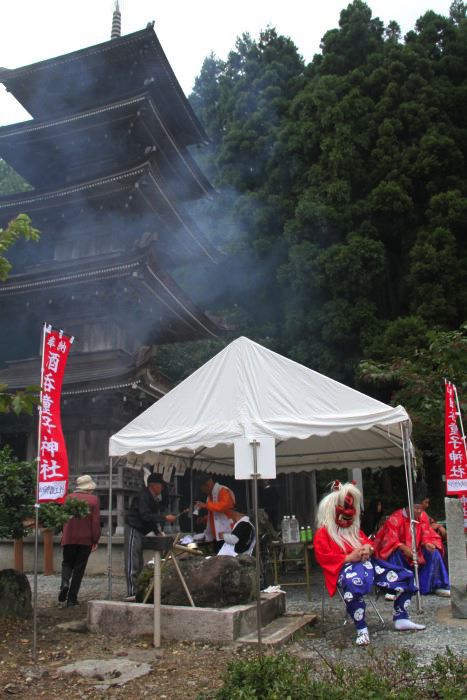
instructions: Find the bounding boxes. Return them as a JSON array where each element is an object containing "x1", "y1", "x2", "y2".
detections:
[
  {"x1": 245, "y1": 480, "x2": 251, "y2": 515},
  {"x1": 250, "y1": 439, "x2": 263, "y2": 655},
  {"x1": 189, "y1": 460, "x2": 194, "y2": 533},
  {"x1": 309, "y1": 471, "x2": 318, "y2": 528},
  {"x1": 107, "y1": 457, "x2": 113, "y2": 600},
  {"x1": 401, "y1": 423, "x2": 423, "y2": 614}
]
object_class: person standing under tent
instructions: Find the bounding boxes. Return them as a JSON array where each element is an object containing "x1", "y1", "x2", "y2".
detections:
[
  {"x1": 217, "y1": 510, "x2": 256, "y2": 557},
  {"x1": 372, "y1": 482, "x2": 450, "y2": 597},
  {"x1": 58, "y1": 474, "x2": 101, "y2": 607},
  {"x1": 124, "y1": 473, "x2": 176, "y2": 599},
  {"x1": 314, "y1": 481, "x2": 425, "y2": 646},
  {"x1": 194, "y1": 476, "x2": 235, "y2": 553}
]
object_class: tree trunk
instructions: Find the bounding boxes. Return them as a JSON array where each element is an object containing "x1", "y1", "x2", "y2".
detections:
[
  {"x1": 13, "y1": 538, "x2": 24, "y2": 572},
  {"x1": 42, "y1": 528, "x2": 54, "y2": 575}
]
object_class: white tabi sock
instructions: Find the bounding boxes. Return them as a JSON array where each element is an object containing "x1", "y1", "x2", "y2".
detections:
[
  {"x1": 394, "y1": 618, "x2": 426, "y2": 631},
  {"x1": 356, "y1": 627, "x2": 370, "y2": 645}
]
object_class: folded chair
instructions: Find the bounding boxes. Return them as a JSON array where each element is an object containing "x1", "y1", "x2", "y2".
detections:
[{"x1": 320, "y1": 578, "x2": 385, "y2": 629}]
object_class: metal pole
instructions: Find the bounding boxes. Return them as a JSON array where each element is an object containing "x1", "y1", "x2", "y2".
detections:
[
  {"x1": 32, "y1": 323, "x2": 48, "y2": 662},
  {"x1": 401, "y1": 423, "x2": 423, "y2": 613},
  {"x1": 250, "y1": 439, "x2": 263, "y2": 654},
  {"x1": 245, "y1": 480, "x2": 251, "y2": 515},
  {"x1": 189, "y1": 460, "x2": 194, "y2": 533},
  {"x1": 153, "y1": 551, "x2": 161, "y2": 648},
  {"x1": 107, "y1": 456, "x2": 113, "y2": 600}
]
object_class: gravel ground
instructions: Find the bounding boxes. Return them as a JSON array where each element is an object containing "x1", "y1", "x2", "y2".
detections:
[
  {"x1": 28, "y1": 566, "x2": 466, "y2": 665},
  {"x1": 27, "y1": 573, "x2": 127, "y2": 608},
  {"x1": 286, "y1": 574, "x2": 466, "y2": 665}
]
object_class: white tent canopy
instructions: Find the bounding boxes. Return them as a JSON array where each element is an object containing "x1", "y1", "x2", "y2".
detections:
[{"x1": 109, "y1": 336, "x2": 410, "y2": 473}]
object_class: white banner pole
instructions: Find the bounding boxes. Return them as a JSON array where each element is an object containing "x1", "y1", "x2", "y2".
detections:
[
  {"x1": 32, "y1": 322, "x2": 49, "y2": 662},
  {"x1": 401, "y1": 422, "x2": 423, "y2": 614},
  {"x1": 250, "y1": 439, "x2": 263, "y2": 655}
]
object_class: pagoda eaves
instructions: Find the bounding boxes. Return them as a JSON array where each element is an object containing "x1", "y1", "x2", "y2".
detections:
[{"x1": 0, "y1": 27, "x2": 207, "y2": 147}]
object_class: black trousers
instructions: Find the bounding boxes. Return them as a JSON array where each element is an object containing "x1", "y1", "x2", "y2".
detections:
[{"x1": 61, "y1": 544, "x2": 92, "y2": 603}]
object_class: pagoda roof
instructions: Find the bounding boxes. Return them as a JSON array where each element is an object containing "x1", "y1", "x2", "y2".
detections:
[
  {"x1": 0, "y1": 93, "x2": 213, "y2": 196},
  {"x1": 0, "y1": 246, "x2": 223, "y2": 342},
  {"x1": 0, "y1": 349, "x2": 171, "y2": 399},
  {"x1": 0, "y1": 158, "x2": 218, "y2": 265},
  {"x1": 0, "y1": 27, "x2": 207, "y2": 147}
]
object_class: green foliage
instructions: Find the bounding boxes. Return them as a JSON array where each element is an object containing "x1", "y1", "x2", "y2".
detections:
[
  {"x1": 358, "y1": 322, "x2": 467, "y2": 485},
  {"x1": 0, "y1": 212, "x2": 41, "y2": 414},
  {"x1": 0, "y1": 213, "x2": 40, "y2": 281},
  {"x1": 205, "y1": 653, "x2": 313, "y2": 700},
  {"x1": 0, "y1": 159, "x2": 31, "y2": 196},
  {"x1": 200, "y1": 649, "x2": 466, "y2": 700},
  {"x1": 156, "y1": 339, "x2": 229, "y2": 383},
  {"x1": 187, "y1": 1, "x2": 467, "y2": 495},
  {"x1": 0, "y1": 445, "x2": 91, "y2": 538},
  {"x1": 0, "y1": 446, "x2": 36, "y2": 540},
  {"x1": 0, "y1": 383, "x2": 41, "y2": 416},
  {"x1": 38, "y1": 498, "x2": 90, "y2": 531}
]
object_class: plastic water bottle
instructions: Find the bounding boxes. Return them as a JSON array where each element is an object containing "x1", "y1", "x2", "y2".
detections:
[
  {"x1": 281, "y1": 515, "x2": 291, "y2": 543},
  {"x1": 306, "y1": 525, "x2": 313, "y2": 542},
  {"x1": 300, "y1": 526, "x2": 306, "y2": 543},
  {"x1": 289, "y1": 515, "x2": 300, "y2": 543}
]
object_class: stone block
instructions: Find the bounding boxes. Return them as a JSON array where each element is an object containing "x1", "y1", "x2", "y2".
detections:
[
  {"x1": 445, "y1": 497, "x2": 467, "y2": 618},
  {"x1": 88, "y1": 591, "x2": 285, "y2": 642},
  {"x1": 0, "y1": 569, "x2": 32, "y2": 618}
]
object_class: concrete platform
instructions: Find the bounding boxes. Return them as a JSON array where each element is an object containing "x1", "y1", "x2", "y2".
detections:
[
  {"x1": 88, "y1": 591, "x2": 286, "y2": 643},
  {"x1": 237, "y1": 612, "x2": 317, "y2": 647}
]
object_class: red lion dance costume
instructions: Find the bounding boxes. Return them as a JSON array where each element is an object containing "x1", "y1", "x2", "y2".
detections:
[{"x1": 314, "y1": 482, "x2": 425, "y2": 645}]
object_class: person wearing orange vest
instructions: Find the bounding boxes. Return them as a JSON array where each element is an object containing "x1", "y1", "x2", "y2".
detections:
[{"x1": 194, "y1": 476, "x2": 235, "y2": 553}]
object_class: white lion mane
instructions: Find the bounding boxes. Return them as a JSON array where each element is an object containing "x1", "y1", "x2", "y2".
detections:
[{"x1": 316, "y1": 481, "x2": 363, "y2": 551}]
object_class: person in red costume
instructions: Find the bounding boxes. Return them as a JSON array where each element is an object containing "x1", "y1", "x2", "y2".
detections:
[
  {"x1": 314, "y1": 481, "x2": 425, "y2": 646},
  {"x1": 372, "y1": 482, "x2": 450, "y2": 597}
]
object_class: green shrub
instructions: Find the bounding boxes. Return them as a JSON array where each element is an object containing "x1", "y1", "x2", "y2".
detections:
[
  {"x1": 201, "y1": 649, "x2": 466, "y2": 700},
  {"x1": 203, "y1": 653, "x2": 314, "y2": 700},
  {"x1": 0, "y1": 445, "x2": 91, "y2": 538},
  {"x1": 39, "y1": 497, "x2": 90, "y2": 531},
  {"x1": 0, "y1": 447, "x2": 35, "y2": 539}
]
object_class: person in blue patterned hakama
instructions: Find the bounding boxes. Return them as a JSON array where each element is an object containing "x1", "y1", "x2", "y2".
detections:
[{"x1": 315, "y1": 481, "x2": 426, "y2": 646}]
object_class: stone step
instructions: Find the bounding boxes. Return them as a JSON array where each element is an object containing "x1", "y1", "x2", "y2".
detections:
[{"x1": 236, "y1": 612, "x2": 317, "y2": 648}]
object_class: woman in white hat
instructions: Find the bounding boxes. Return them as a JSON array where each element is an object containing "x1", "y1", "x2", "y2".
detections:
[{"x1": 58, "y1": 474, "x2": 101, "y2": 607}]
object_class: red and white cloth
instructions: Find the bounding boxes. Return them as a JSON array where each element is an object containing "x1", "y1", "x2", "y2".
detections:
[{"x1": 38, "y1": 325, "x2": 73, "y2": 502}]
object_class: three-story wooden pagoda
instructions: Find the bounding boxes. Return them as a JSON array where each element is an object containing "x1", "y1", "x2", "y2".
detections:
[{"x1": 0, "y1": 20, "x2": 220, "y2": 527}]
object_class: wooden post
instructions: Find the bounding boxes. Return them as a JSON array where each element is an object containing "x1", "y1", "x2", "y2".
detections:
[
  {"x1": 13, "y1": 538, "x2": 24, "y2": 572},
  {"x1": 42, "y1": 529, "x2": 54, "y2": 575},
  {"x1": 153, "y1": 551, "x2": 161, "y2": 648}
]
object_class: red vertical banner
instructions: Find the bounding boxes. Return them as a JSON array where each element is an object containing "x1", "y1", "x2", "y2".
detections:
[
  {"x1": 445, "y1": 381, "x2": 467, "y2": 530},
  {"x1": 37, "y1": 324, "x2": 74, "y2": 502},
  {"x1": 445, "y1": 381, "x2": 467, "y2": 494}
]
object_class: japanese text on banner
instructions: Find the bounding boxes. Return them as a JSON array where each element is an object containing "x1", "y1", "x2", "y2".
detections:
[
  {"x1": 38, "y1": 327, "x2": 73, "y2": 502},
  {"x1": 445, "y1": 382, "x2": 467, "y2": 494}
]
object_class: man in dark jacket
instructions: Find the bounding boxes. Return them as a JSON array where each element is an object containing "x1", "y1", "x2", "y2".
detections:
[
  {"x1": 124, "y1": 473, "x2": 176, "y2": 598},
  {"x1": 58, "y1": 474, "x2": 101, "y2": 607}
]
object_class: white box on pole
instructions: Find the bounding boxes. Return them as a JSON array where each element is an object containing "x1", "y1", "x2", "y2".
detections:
[{"x1": 234, "y1": 436, "x2": 276, "y2": 480}]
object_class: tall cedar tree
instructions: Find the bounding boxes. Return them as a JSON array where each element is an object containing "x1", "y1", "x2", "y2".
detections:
[{"x1": 187, "y1": 2, "x2": 467, "y2": 487}]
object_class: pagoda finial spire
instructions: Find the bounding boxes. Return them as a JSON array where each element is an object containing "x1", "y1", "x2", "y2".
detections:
[{"x1": 111, "y1": 1, "x2": 121, "y2": 40}]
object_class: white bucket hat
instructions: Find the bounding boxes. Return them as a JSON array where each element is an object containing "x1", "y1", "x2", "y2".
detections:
[{"x1": 75, "y1": 474, "x2": 97, "y2": 492}]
